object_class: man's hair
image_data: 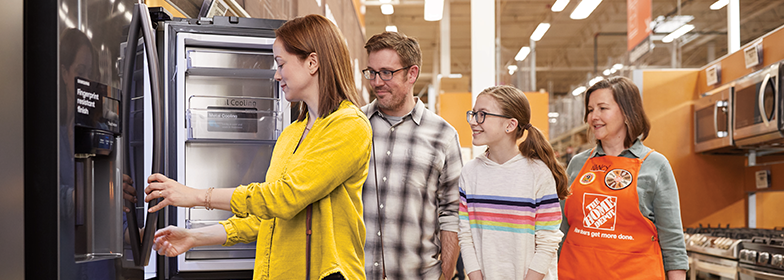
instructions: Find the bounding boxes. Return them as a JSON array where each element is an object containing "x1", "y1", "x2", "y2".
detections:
[{"x1": 364, "y1": 32, "x2": 422, "y2": 69}]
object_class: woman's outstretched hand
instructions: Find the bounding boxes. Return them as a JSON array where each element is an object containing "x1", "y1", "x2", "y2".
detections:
[
  {"x1": 145, "y1": 173, "x2": 203, "y2": 212},
  {"x1": 153, "y1": 226, "x2": 195, "y2": 257},
  {"x1": 153, "y1": 224, "x2": 229, "y2": 257}
]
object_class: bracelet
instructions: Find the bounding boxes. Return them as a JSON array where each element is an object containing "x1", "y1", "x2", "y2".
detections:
[{"x1": 205, "y1": 187, "x2": 214, "y2": 210}]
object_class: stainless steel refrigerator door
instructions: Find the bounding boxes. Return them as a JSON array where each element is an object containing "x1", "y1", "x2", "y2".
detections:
[
  {"x1": 61, "y1": 0, "x2": 134, "y2": 266},
  {"x1": 170, "y1": 32, "x2": 288, "y2": 272}
]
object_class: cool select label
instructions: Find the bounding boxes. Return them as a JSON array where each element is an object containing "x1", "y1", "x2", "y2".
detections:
[{"x1": 206, "y1": 106, "x2": 258, "y2": 133}]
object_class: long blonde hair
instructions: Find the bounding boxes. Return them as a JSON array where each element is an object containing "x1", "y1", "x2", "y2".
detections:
[{"x1": 479, "y1": 85, "x2": 570, "y2": 199}]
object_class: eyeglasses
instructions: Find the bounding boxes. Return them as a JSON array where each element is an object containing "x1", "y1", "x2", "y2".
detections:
[
  {"x1": 466, "y1": 110, "x2": 512, "y2": 124},
  {"x1": 362, "y1": 66, "x2": 413, "y2": 81}
]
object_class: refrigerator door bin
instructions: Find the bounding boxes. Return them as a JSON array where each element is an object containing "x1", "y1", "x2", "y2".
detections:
[
  {"x1": 187, "y1": 108, "x2": 278, "y2": 140},
  {"x1": 188, "y1": 95, "x2": 278, "y2": 112}
]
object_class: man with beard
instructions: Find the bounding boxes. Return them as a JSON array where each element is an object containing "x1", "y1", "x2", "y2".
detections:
[{"x1": 361, "y1": 32, "x2": 463, "y2": 280}]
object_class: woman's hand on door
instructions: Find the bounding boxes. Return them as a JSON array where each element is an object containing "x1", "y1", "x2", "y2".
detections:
[{"x1": 145, "y1": 173, "x2": 203, "y2": 212}]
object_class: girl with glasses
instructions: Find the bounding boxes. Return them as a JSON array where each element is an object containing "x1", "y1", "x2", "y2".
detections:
[{"x1": 459, "y1": 85, "x2": 569, "y2": 280}]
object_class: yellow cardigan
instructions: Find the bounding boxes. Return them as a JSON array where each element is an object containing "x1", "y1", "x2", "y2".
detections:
[{"x1": 219, "y1": 101, "x2": 371, "y2": 280}]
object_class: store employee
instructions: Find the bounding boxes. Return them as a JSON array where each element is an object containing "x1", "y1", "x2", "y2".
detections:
[{"x1": 559, "y1": 76, "x2": 688, "y2": 280}]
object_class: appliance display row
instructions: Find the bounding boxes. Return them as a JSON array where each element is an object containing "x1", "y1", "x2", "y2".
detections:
[{"x1": 694, "y1": 61, "x2": 782, "y2": 154}]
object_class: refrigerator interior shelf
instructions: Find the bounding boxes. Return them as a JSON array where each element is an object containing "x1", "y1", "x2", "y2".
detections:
[{"x1": 186, "y1": 67, "x2": 276, "y2": 79}]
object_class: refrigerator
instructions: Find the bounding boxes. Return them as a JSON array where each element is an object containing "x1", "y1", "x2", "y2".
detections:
[{"x1": 23, "y1": 0, "x2": 287, "y2": 279}]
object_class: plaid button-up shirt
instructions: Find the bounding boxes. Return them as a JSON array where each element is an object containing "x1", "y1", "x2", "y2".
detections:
[{"x1": 362, "y1": 99, "x2": 463, "y2": 280}]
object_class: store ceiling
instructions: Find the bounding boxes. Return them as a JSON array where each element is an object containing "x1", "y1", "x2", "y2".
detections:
[{"x1": 363, "y1": 0, "x2": 784, "y2": 95}]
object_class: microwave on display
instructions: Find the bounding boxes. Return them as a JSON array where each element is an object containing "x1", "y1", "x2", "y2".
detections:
[
  {"x1": 733, "y1": 61, "x2": 783, "y2": 148},
  {"x1": 694, "y1": 83, "x2": 743, "y2": 154}
]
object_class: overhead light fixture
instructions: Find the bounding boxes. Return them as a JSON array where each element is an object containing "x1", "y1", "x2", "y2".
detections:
[
  {"x1": 385, "y1": 25, "x2": 398, "y2": 32},
  {"x1": 507, "y1": 65, "x2": 518, "y2": 72},
  {"x1": 570, "y1": 0, "x2": 602, "y2": 20},
  {"x1": 610, "y1": 63, "x2": 622, "y2": 74},
  {"x1": 551, "y1": 0, "x2": 570, "y2": 12},
  {"x1": 652, "y1": 15, "x2": 694, "y2": 33},
  {"x1": 381, "y1": 4, "x2": 394, "y2": 15},
  {"x1": 548, "y1": 112, "x2": 560, "y2": 118},
  {"x1": 603, "y1": 69, "x2": 611, "y2": 76},
  {"x1": 515, "y1": 46, "x2": 531, "y2": 61},
  {"x1": 424, "y1": 0, "x2": 445, "y2": 21},
  {"x1": 530, "y1": 23, "x2": 551, "y2": 41},
  {"x1": 662, "y1": 24, "x2": 694, "y2": 43},
  {"x1": 572, "y1": 86, "x2": 587, "y2": 96},
  {"x1": 589, "y1": 76, "x2": 604, "y2": 86},
  {"x1": 379, "y1": 0, "x2": 391, "y2": 3},
  {"x1": 710, "y1": 0, "x2": 728, "y2": 10}
]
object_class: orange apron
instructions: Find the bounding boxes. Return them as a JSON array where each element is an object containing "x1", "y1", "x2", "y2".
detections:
[{"x1": 559, "y1": 149, "x2": 665, "y2": 280}]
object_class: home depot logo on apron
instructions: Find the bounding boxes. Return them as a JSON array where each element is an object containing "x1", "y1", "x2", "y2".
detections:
[
  {"x1": 582, "y1": 193, "x2": 617, "y2": 230},
  {"x1": 559, "y1": 149, "x2": 665, "y2": 280}
]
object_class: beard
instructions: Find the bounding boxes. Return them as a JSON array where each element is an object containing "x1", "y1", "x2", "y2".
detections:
[{"x1": 374, "y1": 86, "x2": 407, "y2": 113}]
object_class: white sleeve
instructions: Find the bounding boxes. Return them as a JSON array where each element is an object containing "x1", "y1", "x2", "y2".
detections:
[
  {"x1": 458, "y1": 171, "x2": 482, "y2": 274},
  {"x1": 528, "y1": 166, "x2": 564, "y2": 274}
]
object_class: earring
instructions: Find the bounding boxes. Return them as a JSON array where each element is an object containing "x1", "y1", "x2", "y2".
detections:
[{"x1": 506, "y1": 129, "x2": 509, "y2": 132}]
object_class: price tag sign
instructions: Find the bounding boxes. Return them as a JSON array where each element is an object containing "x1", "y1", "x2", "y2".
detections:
[
  {"x1": 706, "y1": 64, "x2": 720, "y2": 86},
  {"x1": 744, "y1": 41, "x2": 763, "y2": 69},
  {"x1": 755, "y1": 170, "x2": 770, "y2": 189}
]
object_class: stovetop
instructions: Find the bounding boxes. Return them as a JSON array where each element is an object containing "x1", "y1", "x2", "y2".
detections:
[
  {"x1": 686, "y1": 225, "x2": 784, "y2": 240},
  {"x1": 739, "y1": 236, "x2": 784, "y2": 272},
  {"x1": 684, "y1": 226, "x2": 784, "y2": 260}
]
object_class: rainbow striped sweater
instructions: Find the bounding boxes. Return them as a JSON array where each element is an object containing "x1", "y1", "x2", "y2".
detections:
[{"x1": 458, "y1": 153, "x2": 563, "y2": 280}]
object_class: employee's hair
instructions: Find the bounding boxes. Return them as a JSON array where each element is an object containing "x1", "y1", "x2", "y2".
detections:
[
  {"x1": 479, "y1": 85, "x2": 569, "y2": 199},
  {"x1": 583, "y1": 76, "x2": 651, "y2": 148},
  {"x1": 275, "y1": 14, "x2": 360, "y2": 121},
  {"x1": 364, "y1": 32, "x2": 422, "y2": 79}
]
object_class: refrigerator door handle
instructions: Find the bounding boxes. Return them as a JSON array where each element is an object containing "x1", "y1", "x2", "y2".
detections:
[{"x1": 120, "y1": 3, "x2": 165, "y2": 267}]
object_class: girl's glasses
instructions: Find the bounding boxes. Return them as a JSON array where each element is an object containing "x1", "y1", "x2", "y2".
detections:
[{"x1": 466, "y1": 110, "x2": 512, "y2": 124}]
